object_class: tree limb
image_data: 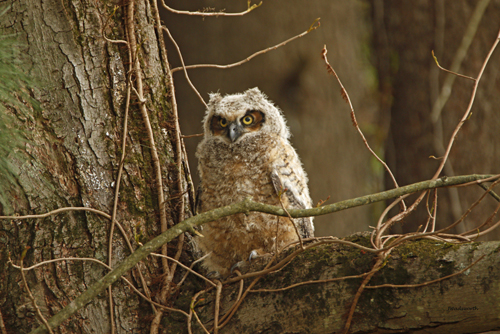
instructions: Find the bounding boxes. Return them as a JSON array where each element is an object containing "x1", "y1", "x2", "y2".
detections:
[
  {"x1": 28, "y1": 174, "x2": 498, "y2": 334},
  {"x1": 194, "y1": 237, "x2": 500, "y2": 334}
]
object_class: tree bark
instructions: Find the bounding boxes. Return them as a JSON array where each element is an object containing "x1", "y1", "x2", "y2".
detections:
[
  {"x1": 2, "y1": 1, "x2": 500, "y2": 333},
  {"x1": 0, "y1": 1, "x2": 188, "y2": 333},
  {"x1": 188, "y1": 237, "x2": 500, "y2": 334},
  {"x1": 370, "y1": 0, "x2": 500, "y2": 239}
]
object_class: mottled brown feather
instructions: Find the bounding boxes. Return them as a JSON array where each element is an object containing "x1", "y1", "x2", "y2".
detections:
[{"x1": 195, "y1": 88, "x2": 313, "y2": 276}]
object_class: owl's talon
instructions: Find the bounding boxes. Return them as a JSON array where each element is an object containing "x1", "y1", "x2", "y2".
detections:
[
  {"x1": 206, "y1": 271, "x2": 221, "y2": 279},
  {"x1": 248, "y1": 250, "x2": 259, "y2": 263},
  {"x1": 230, "y1": 261, "x2": 244, "y2": 274},
  {"x1": 194, "y1": 88, "x2": 314, "y2": 276}
]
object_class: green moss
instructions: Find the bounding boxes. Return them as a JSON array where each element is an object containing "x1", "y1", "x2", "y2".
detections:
[{"x1": 395, "y1": 239, "x2": 459, "y2": 271}]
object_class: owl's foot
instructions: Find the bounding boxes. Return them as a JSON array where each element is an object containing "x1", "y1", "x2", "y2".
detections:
[
  {"x1": 206, "y1": 271, "x2": 222, "y2": 279},
  {"x1": 248, "y1": 250, "x2": 259, "y2": 263},
  {"x1": 248, "y1": 248, "x2": 273, "y2": 263}
]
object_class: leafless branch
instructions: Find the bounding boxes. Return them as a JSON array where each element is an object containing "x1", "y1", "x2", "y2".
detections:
[
  {"x1": 162, "y1": 0, "x2": 262, "y2": 17},
  {"x1": 18, "y1": 250, "x2": 54, "y2": 334},
  {"x1": 321, "y1": 45, "x2": 403, "y2": 199},
  {"x1": 171, "y1": 19, "x2": 320, "y2": 73}
]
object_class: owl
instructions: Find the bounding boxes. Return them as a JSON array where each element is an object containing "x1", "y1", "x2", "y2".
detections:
[{"x1": 195, "y1": 87, "x2": 314, "y2": 277}]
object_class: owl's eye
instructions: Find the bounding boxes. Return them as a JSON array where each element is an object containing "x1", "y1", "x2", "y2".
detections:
[
  {"x1": 219, "y1": 118, "x2": 228, "y2": 127},
  {"x1": 242, "y1": 115, "x2": 254, "y2": 125}
]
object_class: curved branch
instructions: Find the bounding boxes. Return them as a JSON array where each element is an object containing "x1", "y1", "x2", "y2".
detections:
[{"x1": 28, "y1": 173, "x2": 498, "y2": 334}]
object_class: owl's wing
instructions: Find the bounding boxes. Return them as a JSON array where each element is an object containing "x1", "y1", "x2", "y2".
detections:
[{"x1": 270, "y1": 169, "x2": 314, "y2": 238}]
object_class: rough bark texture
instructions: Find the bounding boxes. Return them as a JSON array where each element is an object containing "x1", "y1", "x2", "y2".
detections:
[
  {"x1": 0, "y1": 1, "x2": 187, "y2": 333},
  {"x1": 184, "y1": 236, "x2": 500, "y2": 333},
  {"x1": 2, "y1": 1, "x2": 500, "y2": 333},
  {"x1": 370, "y1": 0, "x2": 500, "y2": 239}
]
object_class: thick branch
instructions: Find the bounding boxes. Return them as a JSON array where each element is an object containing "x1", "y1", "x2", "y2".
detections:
[
  {"x1": 29, "y1": 174, "x2": 497, "y2": 333},
  {"x1": 195, "y1": 237, "x2": 500, "y2": 334}
]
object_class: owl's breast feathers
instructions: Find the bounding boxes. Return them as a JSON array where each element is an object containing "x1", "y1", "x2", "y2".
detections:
[
  {"x1": 198, "y1": 134, "x2": 304, "y2": 204},
  {"x1": 195, "y1": 134, "x2": 313, "y2": 275},
  {"x1": 195, "y1": 87, "x2": 313, "y2": 276}
]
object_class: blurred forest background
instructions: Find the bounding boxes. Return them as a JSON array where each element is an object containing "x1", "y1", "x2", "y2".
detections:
[{"x1": 161, "y1": 0, "x2": 500, "y2": 239}]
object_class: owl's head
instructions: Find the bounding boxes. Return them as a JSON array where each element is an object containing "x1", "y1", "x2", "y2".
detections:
[{"x1": 202, "y1": 87, "x2": 290, "y2": 144}]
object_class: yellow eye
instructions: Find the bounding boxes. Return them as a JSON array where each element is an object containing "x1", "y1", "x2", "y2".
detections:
[
  {"x1": 242, "y1": 115, "x2": 254, "y2": 125},
  {"x1": 219, "y1": 118, "x2": 228, "y2": 127}
]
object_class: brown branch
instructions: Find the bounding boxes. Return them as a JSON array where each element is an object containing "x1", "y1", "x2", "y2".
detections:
[
  {"x1": 189, "y1": 290, "x2": 211, "y2": 334},
  {"x1": 27, "y1": 174, "x2": 500, "y2": 334},
  {"x1": 321, "y1": 45, "x2": 402, "y2": 197},
  {"x1": 431, "y1": 27, "x2": 500, "y2": 180},
  {"x1": 430, "y1": 0, "x2": 491, "y2": 123},
  {"x1": 162, "y1": 26, "x2": 207, "y2": 108},
  {"x1": 171, "y1": 19, "x2": 320, "y2": 73},
  {"x1": 278, "y1": 191, "x2": 304, "y2": 250},
  {"x1": 18, "y1": 250, "x2": 54, "y2": 334},
  {"x1": 150, "y1": 252, "x2": 216, "y2": 287},
  {"x1": 151, "y1": 3, "x2": 189, "y2": 332},
  {"x1": 126, "y1": 3, "x2": 172, "y2": 332},
  {"x1": 214, "y1": 281, "x2": 223, "y2": 334},
  {"x1": 249, "y1": 271, "x2": 373, "y2": 293},
  {"x1": 10, "y1": 256, "x2": 189, "y2": 318},
  {"x1": 181, "y1": 133, "x2": 204, "y2": 139},
  {"x1": 343, "y1": 257, "x2": 384, "y2": 333},
  {"x1": 366, "y1": 255, "x2": 485, "y2": 289},
  {"x1": 218, "y1": 260, "x2": 275, "y2": 330},
  {"x1": 162, "y1": 0, "x2": 262, "y2": 17},
  {"x1": 0, "y1": 206, "x2": 112, "y2": 220},
  {"x1": 106, "y1": 26, "x2": 134, "y2": 333}
]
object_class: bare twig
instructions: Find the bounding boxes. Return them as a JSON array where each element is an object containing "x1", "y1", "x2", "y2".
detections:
[
  {"x1": 150, "y1": 252, "x2": 216, "y2": 287},
  {"x1": 477, "y1": 182, "x2": 500, "y2": 202},
  {"x1": 278, "y1": 192, "x2": 304, "y2": 250},
  {"x1": 430, "y1": 0, "x2": 491, "y2": 123},
  {"x1": 343, "y1": 257, "x2": 384, "y2": 333},
  {"x1": 321, "y1": 45, "x2": 402, "y2": 198},
  {"x1": 249, "y1": 271, "x2": 373, "y2": 293},
  {"x1": 366, "y1": 255, "x2": 485, "y2": 289},
  {"x1": 153, "y1": 0, "x2": 189, "y2": 321},
  {"x1": 106, "y1": 29, "x2": 134, "y2": 334},
  {"x1": 214, "y1": 281, "x2": 223, "y2": 334},
  {"x1": 432, "y1": 27, "x2": 500, "y2": 180},
  {"x1": 429, "y1": 0, "x2": 491, "y2": 231},
  {"x1": 175, "y1": 252, "x2": 213, "y2": 291},
  {"x1": 171, "y1": 19, "x2": 320, "y2": 73},
  {"x1": 18, "y1": 250, "x2": 54, "y2": 334},
  {"x1": 162, "y1": 26, "x2": 207, "y2": 108},
  {"x1": 189, "y1": 290, "x2": 211, "y2": 334},
  {"x1": 162, "y1": 0, "x2": 262, "y2": 17},
  {"x1": 218, "y1": 260, "x2": 275, "y2": 330},
  {"x1": 0, "y1": 206, "x2": 112, "y2": 220},
  {"x1": 126, "y1": 3, "x2": 173, "y2": 332},
  {"x1": 27, "y1": 175, "x2": 499, "y2": 334},
  {"x1": 10, "y1": 256, "x2": 189, "y2": 318},
  {"x1": 181, "y1": 133, "x2": 204, "y2": 139}
]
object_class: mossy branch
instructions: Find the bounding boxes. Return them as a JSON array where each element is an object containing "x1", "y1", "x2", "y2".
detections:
[{"x1": 29, "y1": 173, "x2": 497, "y2": 334}]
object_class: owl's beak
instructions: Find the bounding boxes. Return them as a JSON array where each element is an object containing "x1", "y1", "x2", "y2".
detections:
[{"x1": 228, "y1": 123, "x2": 242, "y2": 142}]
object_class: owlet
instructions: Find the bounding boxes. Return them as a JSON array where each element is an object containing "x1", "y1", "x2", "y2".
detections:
[{"x1": 195, "y1": 87, "x2": 314, "y2": 276}]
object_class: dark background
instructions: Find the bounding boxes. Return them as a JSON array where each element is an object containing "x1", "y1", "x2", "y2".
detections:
[{"x1": 161, "y1": 0, "x2": 500, "y2": 240}]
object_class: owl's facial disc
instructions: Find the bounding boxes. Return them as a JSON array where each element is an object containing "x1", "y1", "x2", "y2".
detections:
[{"x1": 210, "y1": 110, "x2": 265, "y2": 143}]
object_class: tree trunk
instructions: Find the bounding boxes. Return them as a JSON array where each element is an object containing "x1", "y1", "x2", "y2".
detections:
[
  {"x1": 2, "y1": 1, "x2": 500, "y2": 333},
  {"x1": 188, "y1": 237, "x2": 500, "y2": 334},
  {"x1": 0, "y1": 1, "x2": 189, "y2": 333},
  {"x1": 370, "y1": 0, "x2": 500, "y2": 239}
]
